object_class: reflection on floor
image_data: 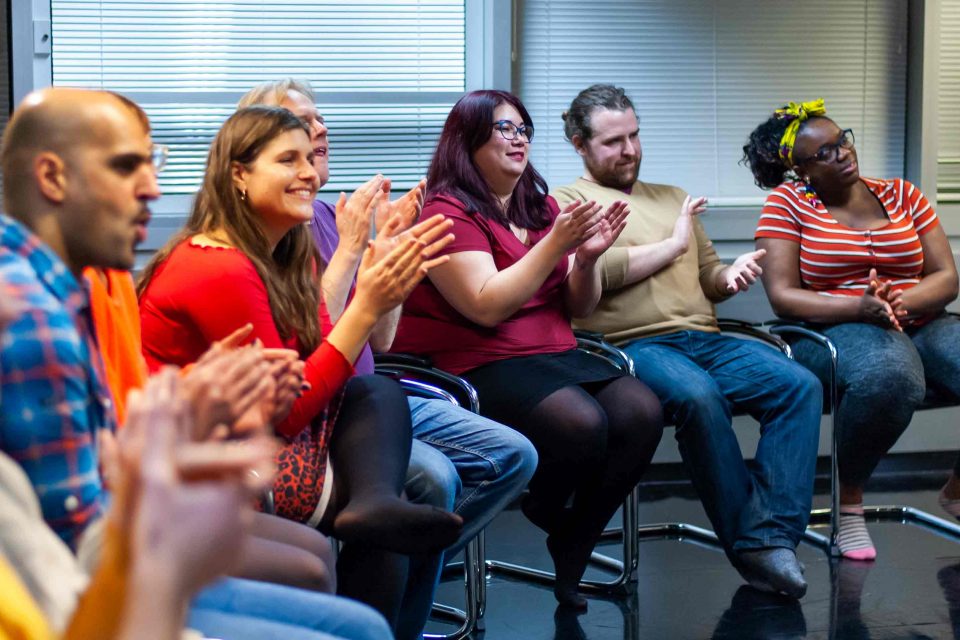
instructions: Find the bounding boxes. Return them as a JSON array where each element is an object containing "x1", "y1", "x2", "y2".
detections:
[{"x1": 429, "y1": 485, "x2": 960, "y2": 639}]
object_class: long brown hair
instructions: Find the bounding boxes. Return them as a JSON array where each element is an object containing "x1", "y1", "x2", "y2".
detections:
[{"x1": 138, "y1": 106, "x2": 322, "y2": 353}]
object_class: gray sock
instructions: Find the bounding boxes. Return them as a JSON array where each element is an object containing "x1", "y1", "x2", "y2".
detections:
[{"x1": 738, "y1": 547, "x2": 807, "y2": 599}]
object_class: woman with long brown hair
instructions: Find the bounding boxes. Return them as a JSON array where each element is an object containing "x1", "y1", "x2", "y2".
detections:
[{"x1": 138, "y1": 105, "x2": 460, "y2": 638}]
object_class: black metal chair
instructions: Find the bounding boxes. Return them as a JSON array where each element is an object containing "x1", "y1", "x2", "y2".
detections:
[
  {"x1": 378, "y1": 345, "x2": 643, "y2": 600},
  {"x1": 376, "y1": 320, "x2": 835, "y2": 614},
  {"x1": 374, "y1": 353, "x2": 485, "y2": 640},
  {"x1": 767, "y1": 320, "x2": 960, "y2": 557},
  {"x1": 583, "y1": 321, "x2": 833, "y2": 564},
  {"x1": 480, "y1": 332, "x2": 643, "y2": 595}
]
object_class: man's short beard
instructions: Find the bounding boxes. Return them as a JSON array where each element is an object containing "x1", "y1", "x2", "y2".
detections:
[{"x1": 594, "y1": 161, "x2": 639, "y2": 190}]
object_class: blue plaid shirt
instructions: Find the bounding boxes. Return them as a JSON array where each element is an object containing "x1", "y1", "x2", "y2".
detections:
[{"x1": 0, "y1": 215, "x2": 116, "y2": 549}]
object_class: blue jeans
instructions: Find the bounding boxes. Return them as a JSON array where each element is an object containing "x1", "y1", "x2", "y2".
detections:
[
  {"x1": 188, "y1": 577, "x2": 393, "y2": 640},
  {"x1": 406, "y1": 397, "x2": 537, "y2": 553},
  {"x1": 623, "y1": 331, "x2": 822, "y2": 553},
  {"x1": 400, "y1": 397, "x2": 536, "y2": 638},
  {"x1": 789, "y1": 315, "x2": 960, "y2": 486}
]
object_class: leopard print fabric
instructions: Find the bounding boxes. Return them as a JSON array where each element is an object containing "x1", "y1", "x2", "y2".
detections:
[{"x1": 269, "y1": 389, "x2": 343, "y2": 523}]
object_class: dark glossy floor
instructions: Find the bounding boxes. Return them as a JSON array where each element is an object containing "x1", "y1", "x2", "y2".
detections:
[{"x1": 429, "y1": 482, "x2": 960, "y2": 639}]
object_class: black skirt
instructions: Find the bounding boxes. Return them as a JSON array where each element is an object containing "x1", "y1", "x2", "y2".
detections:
[{"x1": 462, "y1": 348, "x2": 624, "y2": 423}]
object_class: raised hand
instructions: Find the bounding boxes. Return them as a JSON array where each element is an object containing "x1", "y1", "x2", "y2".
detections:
[
  {"x1": 722, "y1": 248, "x2": 766, "y2": 293},
  {"x1": 354, "y1": 215, "x2": 455, "y2": 317},
  {"x1": 374, "y1": 177, "x2": 426, "y2": 235},
  {"x1": 548, "y1": 199, "x2": 604, "y2": 253},
  {"x1": 670, "y1": 195, "x2": 707, "y2": 255},
  {"x1": 367, "y1": 182, "x2": 433, "y2": 267},
  {"x1": 334, "y1": 174, "x2": 386, "y2": 254},
  {"x1": 576, "y1": 200, "x2": 630, "y2": 264}
]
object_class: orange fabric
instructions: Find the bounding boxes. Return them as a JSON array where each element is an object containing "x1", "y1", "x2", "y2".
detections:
[
  {"x1": 62, "y1": 521, "x2": 128, "y2": 640},
  {"x1": 83, "y1": 269, "x2": 148, "y2": 426}
]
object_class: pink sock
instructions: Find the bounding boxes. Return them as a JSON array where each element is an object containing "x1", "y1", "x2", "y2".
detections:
[{"x1": 837, "y1": 505, "x2": 876, "y2": 561}]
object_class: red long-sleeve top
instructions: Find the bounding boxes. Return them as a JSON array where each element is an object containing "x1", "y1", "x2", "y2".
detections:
[{"x1": 138, "y1": 241, "x2": 354, "y2": 438}]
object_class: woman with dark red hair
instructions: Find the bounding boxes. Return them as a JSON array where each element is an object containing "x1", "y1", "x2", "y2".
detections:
[{"x1": 393, "y1": 90, "x2": 664, "y2": 609}]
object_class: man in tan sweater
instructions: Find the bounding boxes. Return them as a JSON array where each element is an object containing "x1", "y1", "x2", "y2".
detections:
[{"x1": 552, "y1": 84, "x2": 822, "y2": 599}]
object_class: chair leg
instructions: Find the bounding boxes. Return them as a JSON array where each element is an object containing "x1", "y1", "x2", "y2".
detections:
[
  {"x1": 486, "y1": 487, "x2": 639, "y2": 596},
  {"x1": 475, "y1": 530, "x2": 487, "y2": 628},
  {"x1": 426, "y1": 534, "x2": 484, "y2": 640}
]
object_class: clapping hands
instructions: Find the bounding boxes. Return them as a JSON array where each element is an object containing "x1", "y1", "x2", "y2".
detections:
[
  {"x1": 108, "y1": 368, "x2": 276, "y2": 597},
  {"x1": 550, "y1": 199, "x2": 630, "y2": 260},
  {"x1": 722, "y1": 249, "x2": 766, "y2": 294},
  {"x1": 670, "y1": 195, "x2": 708, "y2": 256},
  {"x1": 575, "y1": 201, "x2": 631, "y2": 264},
  {"x1": 354, "y1": 214, "x2": 455, "y2": 317}
]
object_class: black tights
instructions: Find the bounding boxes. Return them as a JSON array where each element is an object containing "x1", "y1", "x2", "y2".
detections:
[
  {"x1": 322, "y1": 375, "x2": 461, "y2": 638},
  {"x1": 499, "y1": 376, "x2": 664, "y2": 605}
]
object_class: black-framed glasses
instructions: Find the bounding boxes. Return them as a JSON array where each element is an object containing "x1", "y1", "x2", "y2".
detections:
[
  {"x1": 492, "y1": 119, "x2": 534, "y2": 142},
  {"x1": 151, "y1": 144, "x2": 169, "y2": 172},
  {"x1": 795, "y1": 128, "x2": 855, "y2": 165}
]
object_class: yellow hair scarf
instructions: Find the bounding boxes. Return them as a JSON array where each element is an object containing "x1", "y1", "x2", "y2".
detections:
[{"x1": 775, "y1": 98, "x2": 826, "y2": 165}]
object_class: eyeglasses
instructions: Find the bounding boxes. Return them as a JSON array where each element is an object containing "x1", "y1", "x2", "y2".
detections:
[
  {"x1": 795, "y1": 129, "x2": 855, "y2": 165},
  {"x1": 151, "y1": 144, "x2": 169, "y2": 172},
  {"x1": 492, "y1": 120, "x2": 534, "y2": 142}
]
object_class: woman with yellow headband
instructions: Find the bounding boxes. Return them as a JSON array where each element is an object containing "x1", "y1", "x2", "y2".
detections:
[{"x1": 743, "y1": 100, "x2": 960, "y2": 561}]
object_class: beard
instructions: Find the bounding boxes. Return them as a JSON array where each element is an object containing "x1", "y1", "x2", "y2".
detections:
[{"x1": 585, "y1": 156, "x2": 640, "y2": 190}]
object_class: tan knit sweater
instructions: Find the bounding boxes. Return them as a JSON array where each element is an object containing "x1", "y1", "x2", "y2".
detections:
[{"x1": 551, "y1": 178, "x2": 729, "y2": 345}]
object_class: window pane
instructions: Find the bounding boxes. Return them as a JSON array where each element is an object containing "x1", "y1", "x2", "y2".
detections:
[
  {"x1": 518, "y1": 0, "x2": 907, "y2": 204},
  {"x1": 940, "y1": 0, "x2": 960, "y2": 202},
  {"x1": 51, "y1": 0, "x2": 466, "y2": 194}
]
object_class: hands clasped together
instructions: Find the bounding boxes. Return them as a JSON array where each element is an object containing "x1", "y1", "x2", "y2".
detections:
[{"x1": 859, "y1": 267, "x2": 908, "y2": 331}]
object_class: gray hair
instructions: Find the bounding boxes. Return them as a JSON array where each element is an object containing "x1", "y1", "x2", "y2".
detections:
[
  {"x1": 238, "y1": 78, "x2": 316, "y2": 109},
  {"x1": 562, "y1": 84, "x2": 635, "y2": 143}
]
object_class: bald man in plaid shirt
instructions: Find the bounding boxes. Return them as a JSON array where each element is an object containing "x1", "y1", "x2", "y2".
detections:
[{"x1": 0, "y1": 88, "x2": 159, "y2": 548}]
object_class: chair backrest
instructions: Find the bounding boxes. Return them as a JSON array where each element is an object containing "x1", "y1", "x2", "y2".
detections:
[
  {"x1": 374, "y1": 353, "x2": 481, "y2": 413},
  {"x1": 573, "y1": 330, "x2": 635, "y2": 375}
]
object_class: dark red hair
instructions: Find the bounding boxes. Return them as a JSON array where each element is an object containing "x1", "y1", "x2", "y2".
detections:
[{"x1": 426, "y1": 90, "x2": 551, "y2": 230}]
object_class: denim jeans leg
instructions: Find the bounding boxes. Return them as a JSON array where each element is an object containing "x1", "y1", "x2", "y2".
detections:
[
  {"x1": 910, "y1": 314, "x2": 960, "y2": 398},
  {"x1": 908, "y1": 314, "x2": 960, "y2": 474},
  {"x1": 400, "y1": 422, "x2": 459, "y2": 638},
  {"x1": 408, "y1": 396, "x2": 538, "y2": 555},
  {"x1": 690, "y1": 333, "x2": 821, "y2": 551},
  {"x1": 623, "y1": 333, "x2": 750, "y2": 554},
  {"x1": 186, "y1": 610, "x2": 347, "y2": 640},
  {"x1": 190, "y1": 577, "x2": 393, "y2": 640},
  {"x1": 789, "y1": 322, "x2": 926, "y2": 488},
  {"x1": 405, "y1": 438, "x2": 459, "y2": 512}
]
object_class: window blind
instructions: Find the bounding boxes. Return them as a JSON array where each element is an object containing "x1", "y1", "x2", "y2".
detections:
[
  {"x1": 939, "y1": 0, "x2": 960, "y2": 203},
  {"x1": 51, "y1": 0, "x2": 466, "y2": 196},
  {"x1": 518, "y1": 0, "x2": 907, "y2": 205}
]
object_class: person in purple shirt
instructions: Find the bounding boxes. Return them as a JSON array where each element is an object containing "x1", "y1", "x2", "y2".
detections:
[{"x1": 239, "y1": 79, "x2": 538, "y2": 635}]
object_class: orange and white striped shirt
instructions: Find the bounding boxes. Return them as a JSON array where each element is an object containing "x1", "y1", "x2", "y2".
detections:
[{"x1": 754, "y1": 177, "x2": 939, "y2": 300}]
